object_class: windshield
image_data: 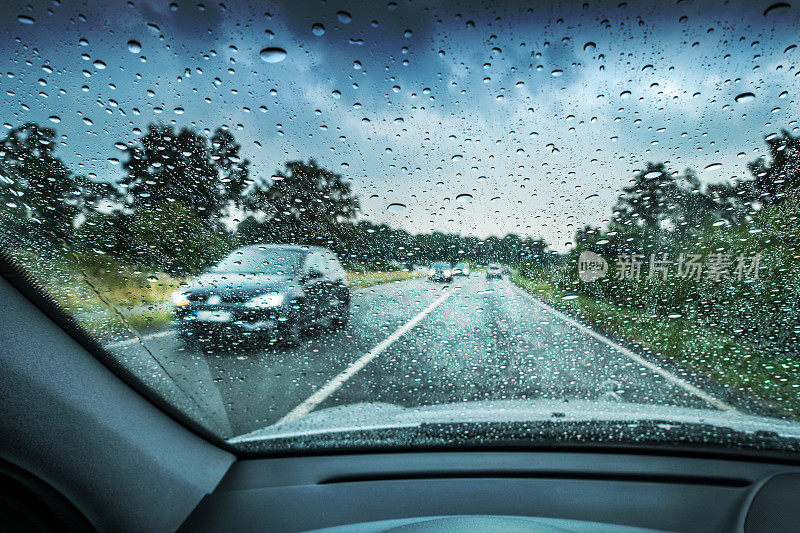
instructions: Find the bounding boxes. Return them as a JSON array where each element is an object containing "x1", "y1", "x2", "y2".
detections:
[
  {"x1": 210, "y1": 247, "x2": 303, "y2": 275},
  {"x1": 3, "y1": 0, "x2": 800, "y2": 455}
]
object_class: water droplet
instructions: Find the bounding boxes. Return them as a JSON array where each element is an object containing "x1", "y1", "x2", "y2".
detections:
[
  {"x1": 644, "y1": 171, "x2": 661, "y2": 179},
  {"x1": 403, "y1": 29, "x2": 413, "y2": 38},
  {"x1": 562, "y1": 294, "x2": 579, "y2": 301},
  {"x1": 455, "y1": 193, "x2": 473, "y2": 203},
  {"x1": 48, "y1": 116, "x2": 61, "y2": 123},
  {"x1": 259, "y1": 47, "x2": 287, "y2": 63},
  {"x1": 312, "y1": 23, "x2": 325, "y2": 36},
  {"x1": 735, "y1": 92, "x2": 755, "y2": 103},
  {"x1": 146, "y1": 275, "x2": 159, "y2": 282},
  {"x1": 704, "y1": 163, "x2": 722, "y2": 171},
  {"x1": 337, "y1": 11, "x2": 352, "y2": 23},
  {"x1": 353, "y1": 60, "x2": 362, "y2": 70},
  {"x1": 583, "y1": 41, "x2": 596, "y2": 51},
  {"x1": 387, "y1": 203, "x2": 406, "y2": 212},
  {"x1": 331, "y1": 90, "x2": 341, "y2": 98},
  {"x1": 17, "y1": 15, "x2": 34, "y2": 24},
  {"x1": 551, "y1": 69, "x2": 563, "y2": 77},
  {"x1": 174, "y1": 107, "x2": 184, "y2": 114},
  {"x1": 764, "y1": 2, "x2": 791, "y2": 17},
  {"x1": 620, "y1": 90, "x2": 631, "y2": 99},
  {"x1": 127, "y1": 40, "x2": 142, "y2": 53},
  {"x1": 93, "y1": 60, "x2": 106, "y2": 69}
]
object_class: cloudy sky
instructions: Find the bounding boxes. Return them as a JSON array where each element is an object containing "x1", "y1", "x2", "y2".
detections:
[{"x1": 2, "y1": 0, "x2": 799, "y2": 250}]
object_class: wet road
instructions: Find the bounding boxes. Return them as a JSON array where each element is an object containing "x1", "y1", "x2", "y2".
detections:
[{"x1": 107, "y1": 275, "x2": 727, "y2": 438}]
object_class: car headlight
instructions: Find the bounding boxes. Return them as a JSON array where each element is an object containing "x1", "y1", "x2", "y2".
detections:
[
  {"x1": 428, "y1": 269, "x2": 435, "y2": 276},
  {"x1": 171, "y1": 290, "x2": 189, "y2": 306},
  {"x1": 444, "y1": 270, "x2": 451, "y2": 277},
  {"x1": 244, "y1": 293, "x2": 285, "y2": 308}
]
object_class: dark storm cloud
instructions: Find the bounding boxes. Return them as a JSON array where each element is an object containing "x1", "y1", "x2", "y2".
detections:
[{"x1": 137, "y1": 0, "x2": 224, "y2": 38}]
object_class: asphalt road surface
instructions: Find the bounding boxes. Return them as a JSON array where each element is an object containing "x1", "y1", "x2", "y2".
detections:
[{"x1": 107, "y1": 275, "x2": 734, "y2": 438}]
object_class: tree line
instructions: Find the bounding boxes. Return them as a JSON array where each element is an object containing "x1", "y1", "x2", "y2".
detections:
[
  {"x1": 530, "y1": 128, "x2": 800, "y2": 356},
  {"x1": 0, "y1": 122, "x2": 553, "y2": 276}
]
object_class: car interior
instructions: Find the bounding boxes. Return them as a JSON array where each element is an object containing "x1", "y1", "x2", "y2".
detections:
[
  {"x1": 3, "y1": 0, "x2": 800, "y2": 531},
  {"x1": 2, "y1": 265, "x2": 799, "y2": 532}
]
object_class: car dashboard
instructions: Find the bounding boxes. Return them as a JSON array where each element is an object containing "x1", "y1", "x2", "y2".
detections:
[{"x1": 180, "y1": 450, "x2": 800, "y2": 532}]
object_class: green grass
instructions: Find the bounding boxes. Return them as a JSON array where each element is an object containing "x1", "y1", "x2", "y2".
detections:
[
  {"x1": 512, "y1": 273, "x2": 800, "y2": 419},
  {"x1": 347, "y1": 269, "x2": 426, "y2": 289}
]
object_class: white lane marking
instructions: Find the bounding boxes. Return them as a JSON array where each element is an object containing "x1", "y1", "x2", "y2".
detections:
[
  {"x1": 511, "y1": 284, "x2": 738, "y2": 413},
  {"x1": 275, "y1": 287, "x2": 454, "y2": 426},
  {"x1": 105, "y1": 329, "x2": 175, "y2": 348}
]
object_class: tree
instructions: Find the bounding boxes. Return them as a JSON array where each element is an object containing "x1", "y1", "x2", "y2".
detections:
[
  {"x1": 0, "y1": 123, "x2": 78, "y2": 236},
  {"x1": 119, "y1": 124, "x2": 250, "y2": 230},
  {"x1": 244, "y1": 159, "x2": 359, "y2": 246},
  {"x1": 740, "y1": 129, "x2": 800, "y2": 208},
  {"x1": 210, "y1": 127, "x2": 252, "y2": 213},
  {"x1": 613, "y1": 162, "x2": 723, "y2": 238}
]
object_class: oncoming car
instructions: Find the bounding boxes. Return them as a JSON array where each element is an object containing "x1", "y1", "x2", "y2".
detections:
[
  {"x1": 486, "y1": 263, "x2": 503, "y2": 280},
  {"x1": 428, "y1": 262, "x2": 453, "y2": 282},
  {"x1": 171, "y1": 244, "x2": 350, "y2": 348},
  {"x1": 453, "y1": 262, "x2": 471, "y2": 277}
]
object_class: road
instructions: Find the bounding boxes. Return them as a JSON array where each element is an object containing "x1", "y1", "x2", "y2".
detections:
[{"x1": 106, "y1": 275, "x2": 732, "y2": 439}]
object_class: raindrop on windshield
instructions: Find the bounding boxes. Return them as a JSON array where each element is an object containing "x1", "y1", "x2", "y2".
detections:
[
  {"x1": 583, "y1": 41, "x2": 596, "y2": 51},
  {"x1": 455, "y1": 193, "x2": 473, "y2": 203},
  {"x1": 763, "y1": 3, "x2": 791, "y2": 17},
  {"x1": 735, "y1": 92, "x2": 755, "y2": 103},
  {"x1": 337, "y1": 11, "x2": 352, "y2": 24},
  {"x1": 126, "y1": 40, "x2": 142, "y2": 53},
  {"x1": 17, "y1": 15, "x2": 34, "y2": 24},
  {"x1": 704, "y1": 163, "x2": 723, "y2": 171},
  {"x1": 312, "y1": 23, "x2": 325, "y2": 36},
  {"x1": 259, "y1": 47, "x2": 287, "y2": 63},
  {"x1": 387, "y1": 203, "x2": 407, "y2": 212}
]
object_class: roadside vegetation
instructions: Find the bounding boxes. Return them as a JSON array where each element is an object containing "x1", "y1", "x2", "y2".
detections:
[{"x1": 513, "y1": 130, "x2": 800, "y2": 418}]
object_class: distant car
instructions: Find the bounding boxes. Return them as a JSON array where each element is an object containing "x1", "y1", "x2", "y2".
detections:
[
  {"x1": 502, "y1": 265, "x2": 511, "y2": 275},
  {"x1": 171, "y1": 244, "x2": 350, "y2": 348},
  {"x1": 453, "y1": 262, "x2": 470, "y2": 277},
  {"x1": 428, "y1": 262, "x2": 453, "y2": 282},
  {"x1": 486, "y1": 263, "x2": 502, "y2": 280}
]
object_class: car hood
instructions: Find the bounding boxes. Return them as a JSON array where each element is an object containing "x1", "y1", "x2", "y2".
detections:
[
  {"x1": 228, "y1": 399, "x2": 800, "y2": 444},
  {"x1": 186, "y1": 272, "x2": 298, "y2": 296}
]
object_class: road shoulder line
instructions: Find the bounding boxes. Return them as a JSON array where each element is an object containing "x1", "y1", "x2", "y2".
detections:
[{"x1": 510, "y1": 283, "x2": 738, "y2": 413}]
